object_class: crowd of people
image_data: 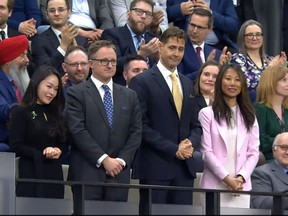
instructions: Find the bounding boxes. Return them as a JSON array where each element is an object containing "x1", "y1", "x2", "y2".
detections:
[{"x1": 1, "y1": 0, "x2": 288, "y2": 213}]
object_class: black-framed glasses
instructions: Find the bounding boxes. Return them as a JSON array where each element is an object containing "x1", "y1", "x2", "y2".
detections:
[
  {"x1": 64, "y1": 62, "x2": 89, "y2": 68},
  {"x1": 47, "y1": 7, "x2": 67, "y2": 14},
  {"x1": 244, "y1": 32, "x2": 263, "y2": 40},
  {"x1": 90, "y1": 58, "x2": 117, "y2": 66},
  {"x1": 131, "y1": 8, "x2": 153, "y2": 19},
  {"x1": 189, "y1": 23, "x2": 209, "y2": 31},
  {"x1": 274, "y1": 145, "x2": 288, "y2": 152}
]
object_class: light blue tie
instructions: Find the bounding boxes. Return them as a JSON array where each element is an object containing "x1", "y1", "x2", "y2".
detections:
[{"x1": 102, "y1": 84, "x2": 113, "y2": 128}]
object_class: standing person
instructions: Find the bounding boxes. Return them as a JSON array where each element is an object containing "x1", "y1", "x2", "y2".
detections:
[
  {"x1": 9, "y1": 65, "x2": 67, "y2": 198},
  {"x1": 230, "y1": 19, "x2": 287, "y2": 103},
  {"x1": 0, "y1": 35, "x2": 30, "y2": 152},
  {"x1": 250, "y1": 132, "x2": 288, "y2": 210},
  {"x1": 64, "y1": 40, "x2": 142, "y2": 214},
  {"x1": 123, "y1": 54, "x2": 148, "y2": 87},
  {"x1": 198, "y1": 63, "x2": 260, "y2": 208},
  {"x1": 129, "y1": 26, "x2": 202, "y2": 215},
  {"x1": 192, "y1": 60, "x2": 220, "y2": 114},
  {"x1": 101, "y1": 0, "x2": 159, "y2": 86},
  {"x1": 254, "y1": 65, "x2": 288, "y2": 162}
]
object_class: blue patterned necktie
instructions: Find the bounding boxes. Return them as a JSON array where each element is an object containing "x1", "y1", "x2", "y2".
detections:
[{"x1": 102, "y1": 84, "x2": 113, "y2": 128}]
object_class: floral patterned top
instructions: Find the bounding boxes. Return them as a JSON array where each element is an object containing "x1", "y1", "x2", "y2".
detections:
[{"x1": 230, "y1": 52, "x2": 273, "y2": 102}]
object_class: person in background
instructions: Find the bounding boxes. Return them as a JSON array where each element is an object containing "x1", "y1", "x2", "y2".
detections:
[
  {"x1": 0, "y1": 35, "x2": 30, "y2": 152},
  {"x1": 31, "y1": 0, "x2": 88, "y2": 76},
  {"x1": 40, "y1": 0, "x2": 114, "y2": 43},
  {"x1": 166, "y1": 0, "x2": 239, "y2": 52},
  {"x1": 251, "y1": 132, "x2": 288, "y2": 210},
  {"x1": 64, "y1": 40, "x2": 142, "y2": 214},
  {"x1": 101, "y1": 0, "x2": 159, "y2": 86},
  {"x1": 129, "y1": 26, "x2": 202, "y2": 215},
  {"x1": 108, "y1": 0, "x2": 168, "y2": 36},
  {"x1": 7, "y1": 0, "x2": 41, "y2": 38},
  {"x1": 254, "y1": 65, "x2": 288, "y2": 163},
  {"x1": 230, "y1": 19, "x2": 287, "y2": 103},
  {"x1": 61, "y1": 45, "x2": 90, "y2": 93},
  {"x1": 9, "y1": 65, "x2": 67, "y2": 198},
  {"x1": 199, "y1": 63, "x2": 259, "y2": 208},
  {"x1": 192, "y1": 60, "x2": 219, "y2": 114},
  {"x1": 123, "y1": 54, "x2": 148, "y2": 87}
]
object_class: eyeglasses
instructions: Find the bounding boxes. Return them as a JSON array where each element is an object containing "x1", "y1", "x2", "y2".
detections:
[
  {"x1": 47, "y1": 7, "x2": 67, "y2": 14},
  {"x1": 244, "y1": 32, "x2": 263, "y2": 40},
  {"x1": 131, "y1": 8, "x2": 153, "y2": 19},
  {"x1": 91, "y1": 58, "x2": 117, "y2": 66},
  {"x1": 64, "y1": 62, "x2": 89, "y2": 68},
  {"x1": 274, "y1": 145, "x2": 288, "y2": 152},
  {"x1": 189, "y1": 23, "x2": 209, "y2": 31}
]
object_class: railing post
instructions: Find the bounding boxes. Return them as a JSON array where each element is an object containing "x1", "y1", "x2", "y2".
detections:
[
  {"x1": 72, "y1": 184, "x2": 85, "y2": 215},
  {"x1": 205, "y1": 191, "x2": 220, "y2": 215},
  {"x1": 272, "y1": 194, "x2": 284, "y2": 215}
]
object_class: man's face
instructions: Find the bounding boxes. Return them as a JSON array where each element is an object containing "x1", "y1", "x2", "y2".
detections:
[
  {"x1": 123, "y1": 60, "x2": 148, "y2": 86},
  {"x1": 159, "y1": 37, "x2": 185, "y2": 71},
  {"x1": 8, "y1": 51, "x2": 30, "y2": 92},
  {"x1": 62, "y1": 50, "x2": 89, "y2": 84},
  {"x1": 46, "y1": 0, "x2": 70, "y2": 28},
  {"x1": 0, "y1": 0, "x2": 11, "y2": 27},
  {"x1": 188, "y1": 14, "x2": 212, "y2": 45},
  {"x1": 127, "y1": 1, "x2": 153, "y2": 35},
  {"x1": 273, "y1": 134, "x2": 288, "y2": 168},
  {"x1": 90, "y1": 47, "x2": 117, "y2": 84}
]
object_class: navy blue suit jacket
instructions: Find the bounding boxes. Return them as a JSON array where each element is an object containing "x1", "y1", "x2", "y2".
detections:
[
  {"x1": 129, "y1": 65, "x2": 202, "y2": 180},
  {"x1": 31, "y1": 27, "x2": 87, "y2": 76},
  {"x1": 0, "y1": 68, "x2": 18, "y2": 143},
  {"x1": 178, "y1": 39, "x2": 221, "y2": 82},
  {"x1": 167, "y1": 0, "x2": 239, "y2": 48},
  {"x1": 101, "y1": 24, "x2": 157, "y2": 85}
]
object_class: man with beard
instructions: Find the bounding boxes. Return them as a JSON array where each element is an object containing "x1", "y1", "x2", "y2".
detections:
[
  {"x1": 101, "y1": 0, "x2": 159, "y2": 86},
  {"x1": 0, "y1": 35, "x2": 29, "y2": 151}
]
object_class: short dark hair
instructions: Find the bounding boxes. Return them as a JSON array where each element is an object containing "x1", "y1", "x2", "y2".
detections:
[
  {"x1": 88, "y1": 40, "x2": 116, "y2": 59},
  {"x1": 159, "y1": 26, "x2": 186, "y2": 44},
  {"x1": 46, "y1": 0, "x2": 69, "y2": 10},
  {"x1": 123, "y1": 55, "x2": 147, "y2": 71},
  {"x1": 130, "y1": 0, "x2": 154, "y2": 11},
  {"x1": 64, "y1": 45, "x2": 88, "y2": 61},
  {"x1": 7, "y1": 0, "x2": 14, "y2": 11},
  {"x1": 187, "y1": 7, "x2": 213, "y2": 28}
]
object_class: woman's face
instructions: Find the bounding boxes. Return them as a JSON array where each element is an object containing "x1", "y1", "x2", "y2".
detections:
[
  {"x1": 244, "y1": 24, "x2": 263, "y2": 51},
  {"x1": 275, "y1": 73, "x2": 288, "y2": 98},
  {"x1": 199, "y1": 65, "x2": 219, "y2": 95},
  {"x1": 221, "y1": 68, "x2": 242, "y2": 99},
  {"x1": 37, "y1": 74, "x2": 59, "y2": 105}
]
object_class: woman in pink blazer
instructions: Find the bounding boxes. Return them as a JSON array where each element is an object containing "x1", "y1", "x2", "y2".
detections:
[{"x1": 198, "y1": 63, "x2": 260, "y2": 208}]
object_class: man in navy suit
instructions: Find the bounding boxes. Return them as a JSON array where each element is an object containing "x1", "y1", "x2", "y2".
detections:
[
  {"x1": 101, "y1": 0, "x2": 159, "y2": 86},
  {"x1": 31, "y1": 0, "x2": 87, "y2": 76},
  {"x1": 178, "y1": 7, "x2": 223, "y2": 82},
  {"x1": 129, "y1": 26, "x2": 202, "y2": 215},
  {"x1": 251, "y1": 132, "x2": 288, "y2": 210}
]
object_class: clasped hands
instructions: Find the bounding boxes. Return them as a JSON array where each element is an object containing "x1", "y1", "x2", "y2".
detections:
[
  {"x1": 43, "y1": 147, "x2": 62, "y2": 159},
  {"x1": 176, "y1": 138, "x2": 194, "y2": 160},
  {"x1": 102, "y1": 156, "x2": 124, "y2": 178},
  {"x1": 223, "y1": 175, "x2": 244, "y2": 197}
]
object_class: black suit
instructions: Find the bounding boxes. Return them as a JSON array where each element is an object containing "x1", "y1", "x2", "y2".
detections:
[
  {"x1": 31, "y1": 27, "x2": 87, "y2": 76},
  {"x1": 129, "y1": 64, "x2": 202, "y2": 214},
  {"x1": 101, "y1": 24, "x2": 157, "y2": 85}
]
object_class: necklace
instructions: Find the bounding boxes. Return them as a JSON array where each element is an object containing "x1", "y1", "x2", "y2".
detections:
[
  {"x1": 43, "y1": 112, "x2": 48, "y2": 122},
  {"x1": 230, "y1": 106, "x2": 237, "y2": 128}
]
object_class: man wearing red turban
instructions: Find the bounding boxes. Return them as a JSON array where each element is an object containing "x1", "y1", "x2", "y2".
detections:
[{"x1": 0, "y1": 35, "x2": 29, "y2": 151}]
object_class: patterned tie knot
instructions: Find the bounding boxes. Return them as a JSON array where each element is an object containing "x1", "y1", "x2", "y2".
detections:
[
  {"x1": 102, "y1": 84, "x2": 113, "y2": 128},
  {"x1": 135, "y1": 35, "x2": 144, "y2": 51}
]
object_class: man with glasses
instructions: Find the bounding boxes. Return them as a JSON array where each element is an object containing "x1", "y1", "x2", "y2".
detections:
[
  {"x1": 64, "y1": 40, "x2": 142, "y2": 214},
  {"x1": 251, "y1": 132, "x2": 288, "y2": 210},
  {"x1": 31, "y1": 0, "x2": 87, "y2": 76},
  {"x1": 178, "y1": 7, "x2": 226, "y2": 82},
  {"x1": 101, "y1": 0, "x2": 159, "y2": 86}
]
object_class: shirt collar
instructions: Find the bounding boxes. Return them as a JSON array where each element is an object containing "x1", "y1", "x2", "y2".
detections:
[
  {"x1": 157, "y1": 60, "x2": 180, "y2": 79},
  {"x1": 90, "y1": 75, "x2": 113, "y2": 92}
]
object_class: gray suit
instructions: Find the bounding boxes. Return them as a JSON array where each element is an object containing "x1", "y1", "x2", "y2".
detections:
[
  {"x1": 64, "y1": 78, "x2": 142, "y2": 202},
  {"x1": 251, "y1": 161, "x2": 288, "y2": 209}
]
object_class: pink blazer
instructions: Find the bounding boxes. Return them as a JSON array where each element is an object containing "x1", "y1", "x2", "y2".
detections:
[{"x1": 198, "y1": 106, "x2": 260, "y2": 191}]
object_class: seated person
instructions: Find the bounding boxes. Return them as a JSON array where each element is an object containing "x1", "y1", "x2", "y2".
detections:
[
  {"x1": 7, "y1": 0, "x2": 41, "y2": 38},
  {"x1": 251, "y1": 132, "x2": 288, "y2": 210},
  {"x1": 40, "y1": 0, "x2": 114, "y2": 43}
]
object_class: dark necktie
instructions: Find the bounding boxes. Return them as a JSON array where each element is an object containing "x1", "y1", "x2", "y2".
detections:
[
  {"x1": 11, "y1": 80, "x2": 22, "y2": 103},
  {"x1": 0, "y1": 30, "x2": 5, "y2": 41},
  {"x1": 135, "y1": 35, "x2": 143, "y2": 51},
  {"x1": 102, "y1": 84, "x2": 113, "y2": 128},
  {"x1": 196, "y1": 46, "x2": 203, "y2": 65}
]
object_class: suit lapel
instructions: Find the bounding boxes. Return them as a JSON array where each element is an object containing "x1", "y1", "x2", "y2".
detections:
[
  {"x1": 271, "y1": 162, "x2": 288, "y2": 185},
  {"x1": 112, "y1": 84, "x2": 123, "y2": 127},
  {"x1": 179, "y1": 74, "x2": 194, "y2": 120},
  {"x1": 123, "y1": 25, "x2": 138, "y2": 54},
  {"x1": 85, "y1": 79, "x2": 111, "y2": 128}
]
